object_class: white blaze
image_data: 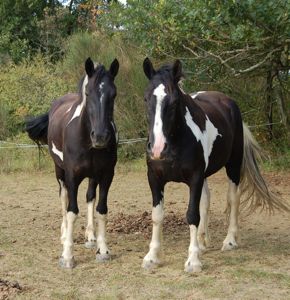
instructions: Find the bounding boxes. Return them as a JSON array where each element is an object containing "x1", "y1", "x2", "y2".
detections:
[
  {"x1": 99, "y1": 82, "x2": 104, "y2": 105},
  {"x1": 152, "y1": 84, "x2": 167, "y2": 158},
  {"x1": 184, "y1": 106, "x2": 221, "y2": 169}
]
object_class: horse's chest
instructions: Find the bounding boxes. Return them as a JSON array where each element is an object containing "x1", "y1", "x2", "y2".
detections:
[{"x1": 148, "y1": 160, "x2": 193, "y2": 183}]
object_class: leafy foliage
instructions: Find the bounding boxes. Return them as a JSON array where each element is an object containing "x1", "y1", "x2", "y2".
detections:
[{"x1": 0, "y1": 56, "x2": 71, "y2": 138}]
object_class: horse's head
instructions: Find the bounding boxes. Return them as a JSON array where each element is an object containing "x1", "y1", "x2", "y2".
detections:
[
  {"x1": 83, "y1": 57, "x2": 119, "y2": 149},
  {"x1": 143, "y1": 58, "x2": 183, "y2": 160}
]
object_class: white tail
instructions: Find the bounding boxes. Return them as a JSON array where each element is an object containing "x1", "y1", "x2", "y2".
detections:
[{"x1": 239, "y1": 123, "x2": 289, "y2": 213}]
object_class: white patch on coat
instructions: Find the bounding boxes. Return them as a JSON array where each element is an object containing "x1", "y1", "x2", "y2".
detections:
[
  {"x1": 190, "y1": 91, "x2": 206, "y2": 99},
  {"x1": 184, "y1": 107, "x2": 221, "y2": 169},
  {"x1": 152, "y1": 84, "x2": 167, "y2": 158},
  {"x1": 68, "y1": 75, "x2": 88, "y2": 125},
  {"x1": 66, "y1": 105, "x2": 73, "y2": 114},
  {"x1": 111, "y1": 121, "x2": 118, "y2": 143},
  {"x1": 52, "y1": 142, "x2": 63, "y2": 161}
]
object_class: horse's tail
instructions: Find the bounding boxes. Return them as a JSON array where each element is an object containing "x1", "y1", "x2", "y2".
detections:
[
  {"x1": 239, "y1": 123, "x2": 289, "y2": 213},
  {"x1": 25, "y1": 112, "x2": 49, "y2": 145}
]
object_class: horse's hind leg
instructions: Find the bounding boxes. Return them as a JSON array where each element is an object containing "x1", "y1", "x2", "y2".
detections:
[
  {"x1": 222, "y1": 160, "x2": 242, "y2": 251},
  {"x1": 59, "y1": 173, "x2": 79, "y2": 268},
  {"x1": 55, "y1": 166, "x2": 67, "y2": 245},
  {"x1": 85, "y1": 178, "x2": 98, "y2": 249},
  {"x1": 198, "y1": 180, "x2": 210, "y2": 251}
]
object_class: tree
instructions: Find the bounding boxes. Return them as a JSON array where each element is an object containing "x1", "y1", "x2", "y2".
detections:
[
  {"x1": 0, "y1": 0, "x2": 77, "y2": 63},
  {"x1": 101, "y1": 0, "x2": 290, "y2": 138}
]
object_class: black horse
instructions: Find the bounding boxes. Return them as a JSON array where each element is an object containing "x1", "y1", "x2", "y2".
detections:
[
  {"x1": 142, "y1": 58, "x2": 288, "y2": 273},
  {"x1": 26, "y1": 58, "x2": 119, "y2": 268}
]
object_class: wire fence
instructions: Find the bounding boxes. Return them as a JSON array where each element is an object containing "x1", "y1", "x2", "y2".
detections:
[
  {"x1": 0, "y1": 138, "x2": 148, "y2": 149},
  {"x1": 0, "y1": 119, "x2": 283, "y2": 150}
]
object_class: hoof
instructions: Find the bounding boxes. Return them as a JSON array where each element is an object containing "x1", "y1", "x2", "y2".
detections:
[
  {"x1": 59, "y1": 256, "x2": 76, "y2": 269},
  {"x1": 184, "y1": 261, "x2": 202, "y2": 273},
  {"x1": 142, "y1": 258, "x2": 160, "y2": 270},
  {"x1": 85, "y1": 240, "x2": 97, "y2": 249},
  {"x1": 96, "y1": 249, "x2": 111, "y2": 262},
  {"x1": 198, "y1": 243, "x2": 207, "y2": 252},
  {"x1": 221, "y1": 241, "x2": 238, "y2": 251}
]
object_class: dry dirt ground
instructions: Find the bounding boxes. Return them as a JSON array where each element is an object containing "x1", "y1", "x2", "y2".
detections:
[{"x1": 0, "y1": 166, "x2": 290, "y2": 300}]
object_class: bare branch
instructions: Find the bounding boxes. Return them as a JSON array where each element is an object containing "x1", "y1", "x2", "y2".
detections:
[
  {"x1": 182, "y1": 43, "x2": 284, "y2": 77},
  {"x1": 235, "y1": 47, "x2": 282, "y2": 76}
]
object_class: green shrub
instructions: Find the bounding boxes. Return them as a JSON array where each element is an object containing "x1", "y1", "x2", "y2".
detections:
[{"x1": 0, "y1": 55, "x2": 72, "y2": 138}]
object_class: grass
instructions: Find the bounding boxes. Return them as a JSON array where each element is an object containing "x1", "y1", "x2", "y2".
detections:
[{"x1": 1, "y1": 170, "x2": 290, "y2": 299}]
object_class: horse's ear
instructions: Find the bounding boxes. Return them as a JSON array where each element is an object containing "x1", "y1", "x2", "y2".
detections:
[
  {"x1": 85, "y1": 57, "x2": 95, "y2": 77},
  {"x1": 172, "y1": 59, "x2": 183, "y2": 83},
  {"x1": 143, "y1": 57, "x2": 156, "y2": 80},
  {"x1": 109, "y1": 58, "x2": 119, "y2": 79}
]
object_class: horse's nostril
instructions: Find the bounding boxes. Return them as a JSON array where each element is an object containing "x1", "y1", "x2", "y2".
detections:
[
  {"x1": 91, "y1": 130, "x2": 95, "y2": 138},
  {"x1": 163, "y1": 143, "x2": 168, "y2": 151}
]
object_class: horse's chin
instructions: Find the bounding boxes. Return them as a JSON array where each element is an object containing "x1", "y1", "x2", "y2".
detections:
[
  {"x1": 147, "y1": 154, "x2": 173, "y2": 163},
  {"x1": 91, "y1": 143, "x2": 108, "y2": 150}
]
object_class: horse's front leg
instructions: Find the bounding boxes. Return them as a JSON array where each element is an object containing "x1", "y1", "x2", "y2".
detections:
[
  {"x1": 142, "y1": 171, "x2": 164, "y2": 269},
  {"x1": 85, "y1": 178, "x2": 98, "y2": 249},
  {"x1": 59, "y1": 175, "x2": 79, "y2": 269},
  {"x1": 185, "y1": 172, "x2": 204, "y2": 273},
  {"x1": 95, "y1": 172, "x2": 114, "y2": 262}
]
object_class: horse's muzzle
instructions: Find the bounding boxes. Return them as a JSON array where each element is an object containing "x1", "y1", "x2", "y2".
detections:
[
  {"x1": 91, "y1": 131, "x2": 111, "y2": 149},
  {"x1": 147, "y1": 141, "x2": 169, "y2": 160}
]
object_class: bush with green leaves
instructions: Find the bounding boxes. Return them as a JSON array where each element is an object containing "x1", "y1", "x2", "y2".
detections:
[{"x1": 0, "y1": 56, "x2": 72, "y2": 139}]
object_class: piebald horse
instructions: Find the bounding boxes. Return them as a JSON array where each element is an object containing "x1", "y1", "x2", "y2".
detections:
[
  {"x1": 142, "y1": 58, "x2": 288, "y2": 273},
  {"x1": 26, "y1": 58, "x2": 119, "y2": 268}
]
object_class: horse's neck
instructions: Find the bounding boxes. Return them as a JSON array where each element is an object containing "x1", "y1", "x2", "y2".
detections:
[{"x1": 77, "y1": 105, "x2": 91, "y2": 139}]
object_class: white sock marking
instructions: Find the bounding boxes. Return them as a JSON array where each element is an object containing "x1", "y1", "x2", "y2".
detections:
[
  {"x1": 152, "y1": 84, "x2": 167, "y2": 158},
  {"x1": 185, "y1": 225, "x2": 202, "y2": 272},
  {"x1": 86, "y1": 199, "x2": 96, "y2": 242},
  {"x1": 62, "y1": 211, "x2": 77, "y2": 261},
  {"x1": 143, "y1": 201, "x2": 164, "y2": 264},
  {"x1": 96, "y1": 212, "x2": 109, "y2": 254},
  {"x1": 184, "y1": 107, "x2": 221, "y2": 169},
  {"x1": 52, "y1": 142, "x2": 63, "y2": 161}
]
